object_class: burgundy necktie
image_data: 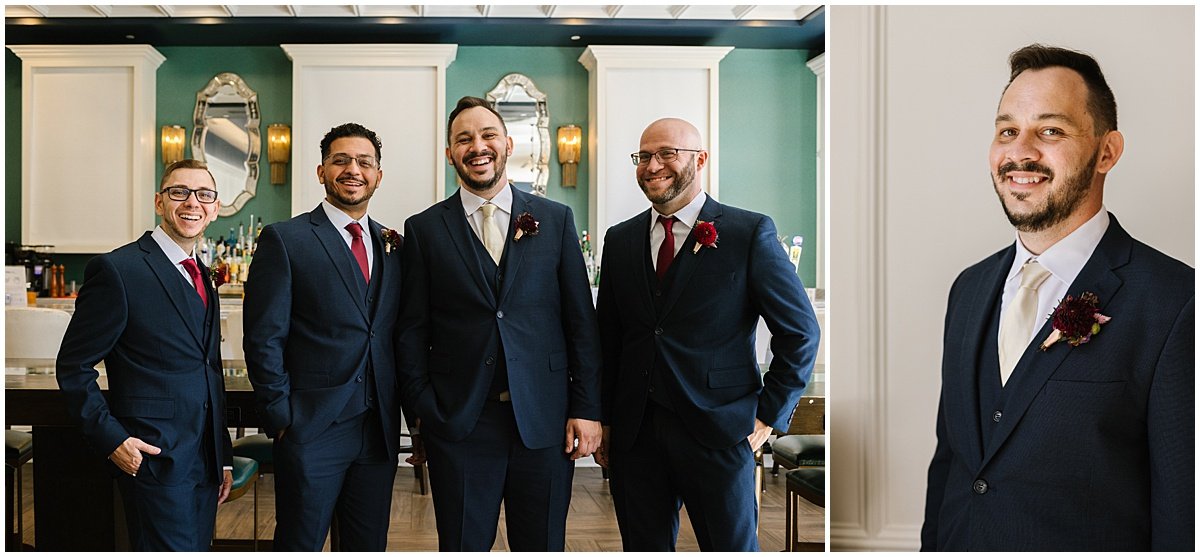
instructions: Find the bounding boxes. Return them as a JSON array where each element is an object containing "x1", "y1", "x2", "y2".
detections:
[
  {"x1": 180, "y1": 258, "x2": 208, "y2": 309},
  {"x1": 656, "y1": 216, "x2": 676, "y2": 282},
  {"x1": 346, "y1": 222, "x2": 370, "y2": 284}
]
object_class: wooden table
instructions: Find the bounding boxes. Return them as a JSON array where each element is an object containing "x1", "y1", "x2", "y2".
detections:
[{"x1": 5, "y1": 364, "x2": 260, "y2": 550}]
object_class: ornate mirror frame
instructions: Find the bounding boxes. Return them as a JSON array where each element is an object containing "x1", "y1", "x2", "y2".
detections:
[
  {"x1": 486, "y1": 73, "x2": 549, "y2": 197},
  {"x1": 192, "y1": 72, "x2": 261, "y2": 217}
]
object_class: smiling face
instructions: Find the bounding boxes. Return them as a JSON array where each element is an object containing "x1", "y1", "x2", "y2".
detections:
[
  {"x1": 318, "y1": 136, "x2": 382, "y2": 220},
  {"x1": 155, "y1": 167, "x2": 220, "y2": 252},
  {"x1": 446, "y1": 106, "x2": 513, "y2": 198},
  {"x1": 989, "y1": 67, "x2": 1122, "y2": 235},
  {"x1": 635, "y1": 118, "x2": 708, "y2": 215}
]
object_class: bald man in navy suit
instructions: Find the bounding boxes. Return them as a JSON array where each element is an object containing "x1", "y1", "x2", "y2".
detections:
[{"x1": 922, "y1": 44, "x2": 1193, "y2": 551}]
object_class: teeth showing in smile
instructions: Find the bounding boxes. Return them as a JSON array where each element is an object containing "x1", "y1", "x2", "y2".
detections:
[
  {"x1": 646, "y1": 176, "x2": 670, "y2": 183},
  {"x1": 180, "y1": 214, "x2": 202, "y2": 222},
  {"x1": 1011, "y1": 176, "x2": 1045, "y2": 185},
  {"x1": 468, "y1": 156, "x2": 493, "y2": 168}
]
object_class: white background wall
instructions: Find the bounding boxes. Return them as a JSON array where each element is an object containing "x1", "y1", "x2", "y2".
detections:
[{"x1": 829, "y1": 5, "x2": 1194, "y2": 550}]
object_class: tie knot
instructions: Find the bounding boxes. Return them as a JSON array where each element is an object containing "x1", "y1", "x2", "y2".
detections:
[
  {"x1": 481, "y1": 203, "x2": 497, "y2": 218},
  {"x1": 1019, "y1": 260, "x2": 1051, "y2": 290},
  {"x1": 345, "y1": 222, "x2": 364, "y2": 239},
  {"x1": 180, "y1": 258, "x2": 200, "y2": 274},
  {"x1": 658, "y1": 215, "x2": 675, "y2": 230}
]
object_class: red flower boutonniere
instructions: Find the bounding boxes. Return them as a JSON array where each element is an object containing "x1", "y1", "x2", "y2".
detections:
[
  {"x1": 514, "y1": 212, "x2": 539, "y2": 242},
  {"x1": 1039, "y1": 292, "x2": 1112, "y2": 351},
  {"x1": 210, "y1": 263, "x2": 228, "y2": 289},
  {"x1": 381, "y1": 228, "x2": 402, "y2": 254},
  {"x1": 691, "y1": 220, "x2": 719, "y2": 254}
]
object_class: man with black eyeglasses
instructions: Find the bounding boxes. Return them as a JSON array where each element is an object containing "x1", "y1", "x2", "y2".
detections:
[
  {"x1": 57, "y1": 159, "x2": 234, "y2": 550},
  {"x1": 244, "y1": 123, "x2": 405, "y2": 551},
  {"x1": 594, "y1": 118, "x2": 820, "y2": 550}
]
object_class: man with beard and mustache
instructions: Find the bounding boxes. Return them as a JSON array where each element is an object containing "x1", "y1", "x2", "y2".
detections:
[
  {"x1": 922, "y1": 44, "x2": 1193, "y2": 551},
  {"x1": 592, "y1": 117, "x2": 820, "y2": 550},
  {"x1": 244, "y1": 123, "x2": 405, "y2": 551},
  {"x1": 395, "y1": 96, "x2": 602, "y2": 550}
]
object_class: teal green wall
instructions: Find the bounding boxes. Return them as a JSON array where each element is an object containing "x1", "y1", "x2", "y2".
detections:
[
  {"x1": 720, "y1": 49, "x2": 818, "y2": 286},
  {"x1": 6, "y1": 45, "x2": 818, "y2": 286},
  {"x1": 445, "y1": 46, "x2": 591, "y2": 233}
]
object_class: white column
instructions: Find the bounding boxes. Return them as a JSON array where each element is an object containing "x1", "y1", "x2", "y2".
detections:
[
  {"x1": 281, "y1": 44, "x2": 457, "y2": 229},
  {"x1": 10, "y1": 45, "x2": 164, "y2": 253},
  {"x1": 578, "y1": 45, "x2": 731, "y2": 259}
]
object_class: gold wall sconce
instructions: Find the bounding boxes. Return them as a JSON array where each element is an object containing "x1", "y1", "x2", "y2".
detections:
[
  {"x1": 267, "y1": 123, "x2": 291, "y2": 185},
  {"x1": 161, "y1": 125, "x2": 186, "y2": 166},
  {"x1": 557, "y1": 124, "x2": 582, "y2": 187}
]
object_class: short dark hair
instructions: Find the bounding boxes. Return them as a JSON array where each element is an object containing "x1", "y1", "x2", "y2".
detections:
[
  {"x1": 1006, "y1": 44, "x2": 1117, "y2": 134},
  {"x1": 320, "y1": 123, "x2": 383, "y2": 164},
  {"x1": 159, "y1": 159, "x2": 215, "y2": 190},
  {"x1": 446, "y1": 96, "x2": 507, "y2": 144}
]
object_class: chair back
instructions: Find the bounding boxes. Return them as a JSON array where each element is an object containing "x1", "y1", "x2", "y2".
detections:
[{"x1": 5, "y1": 307, "x2": 73, "y2": 360}]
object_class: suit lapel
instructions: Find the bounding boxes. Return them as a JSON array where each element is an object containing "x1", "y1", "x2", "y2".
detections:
[
  {"x1": 309, "y1": 207, "x2": 369, "y2": 320},
  {"x1": 497, "y1": 186, "x2": 530, "y2": 305},
  {"x1": 658, "y1": 196, "x2": 722, "y2": 319},
  {"x1": 440, "y1": 192, "x2": 497, "y2": 307},
  {"x1": 948, "y1": 246, "x2": 1012, "y2": 469},
  {"x1": 627, "y1": 209, "x2": 657, "y2": 319},
  {"x1": 366, "y1": 218, "x2": 390, "y2": 320},
  {"x1": 980, "y1": 216, "x2": 1130, "y2": 467},
  {"x1": 139, "y1": 234, "x2": 204, "y2": 349}
]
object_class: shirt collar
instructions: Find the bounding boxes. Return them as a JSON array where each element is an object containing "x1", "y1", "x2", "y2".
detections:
[
  {"x1": 1006, "y1": 207, "x2": 1110, "y2": 285},
  {"x1": 321, "y1": 199, "x2": 370, "y2": 231},
  {"x1": 651, "y1": 191, "x2": 708, "y2": 230},
  {"x1": 460, "y1": 183, "x2": 513, "y2": 216},
  {"x1": 151, "y1": 226, "x2": 194, "y2": 263}
]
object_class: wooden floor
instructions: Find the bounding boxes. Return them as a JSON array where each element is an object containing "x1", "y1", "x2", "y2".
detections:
[{"x1": 14, "y1": 461, "x2": 825, "y2": 551}]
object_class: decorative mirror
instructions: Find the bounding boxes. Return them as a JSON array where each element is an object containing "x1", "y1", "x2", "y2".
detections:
[
  {"x1": 192, "y1": 72, "x2": 260, "y2": 217},
  {"x1": 486, "y1": 73, "x2": 549, "y2": 197}
]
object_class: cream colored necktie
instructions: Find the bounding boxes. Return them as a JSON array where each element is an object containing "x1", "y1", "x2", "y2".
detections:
[
  {"x1": 998, "y1": 259, "x2": 1051, "y2": 386},
  {"x1": 480, "y1": 203, "x2": 504, "y2": 264}
]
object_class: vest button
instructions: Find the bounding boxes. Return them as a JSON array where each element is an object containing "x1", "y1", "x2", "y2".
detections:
[
  {"x1": 497, "y1": 311, "x2": 504, "y2": 319},
  {"x1": 973, "y1": 479, "x2": 988, "y2": 494},
  {"x1": 654, "y1": 327, "x2": 663, "y2": 335},
  {"x1": 992, "y1": 410, "x2": 1002, "y2": 422},
  {"x1": 486, "y1": 356, "x2": 496, "y2": 365}
]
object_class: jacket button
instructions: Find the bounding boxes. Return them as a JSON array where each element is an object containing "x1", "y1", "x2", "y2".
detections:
[
  {"x1": 370, "y1": 330, "x2": 375, "y2": 338},
  {"x1": 973, "y1": 479, "x2": 988, "y2": 494},
  {"x1": 203, "y1": 402, "x2": 210, "y2": 409},
  {"x1": 992, "y1": 410, "x2": 1002, "y2": 422},
  {"x1": 643, "y1": 369, "x2": 649, "y2": 377},
  {"x1": 497, "y1": 311, "x2": 504, "y2": 319},
  {"x1": 356, "y1": 376, "x2": 364, "y2": 383},
  {"x1": 654, "y1": 289, "x2": 662, "y2": 297},
  {"x1": 654, "y1": 327, "x2": 663, "y2": 335},
  {"x1": 486, "y1": 356, "x2": 495, "y2": 365}
]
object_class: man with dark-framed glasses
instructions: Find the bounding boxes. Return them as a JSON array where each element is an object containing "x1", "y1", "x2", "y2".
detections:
[
  {"x1": 57, "y1": 159, "x2": 234, "y2": 550},
  {"x1": 595, "y1": 118, "x2": 819, "y2": 550},
  {"x1": 244, "y1": 122, "x2": 406, "y2": 551}
]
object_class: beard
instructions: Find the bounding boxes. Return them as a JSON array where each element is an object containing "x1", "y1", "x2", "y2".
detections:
[
  {"x1": 638, "y1": 159, "x2": 696, "y2": 205},
  {"x1": 324, "y1": 177, "x2": 377, "y2": 209},
  {"x1": 453, "y1": 149, "x2": 508, "y2": 193},
  {"x1": 993, "y1": 149, "x2": 1098, "y2": 233}
]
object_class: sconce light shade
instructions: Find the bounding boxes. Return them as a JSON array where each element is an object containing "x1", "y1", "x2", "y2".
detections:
[
  {"x1": 557, "y1": 124, "x2": 582, "y2": 187},
  {"x1": 267, "y1": 123, "x2": 291, "y2": 185},
  {"x1": 161, "y1": 125, "x2": 186, "y2": 166}
]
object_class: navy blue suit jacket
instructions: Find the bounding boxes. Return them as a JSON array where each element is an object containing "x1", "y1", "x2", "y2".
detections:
[
  {"x1": 922, "y1": 215, "x2": 1195, "y2": 551},
  {"x1": 596, "y1": 196, "x2": 820, "y2": 450},
  {"x1": 395, "y1": 186, "x2": 602, "y2": 449},
  {"x1": 56, "y1": 232, "x2": 233, "y2": 486},
  {"x1": 243, "y1": 206, "x2": 403, "y2": 457}
]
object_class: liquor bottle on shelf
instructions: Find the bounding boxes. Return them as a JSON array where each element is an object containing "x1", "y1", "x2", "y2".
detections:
[{"x1": 580, "y1": 230, "x2": 597, "y2": 286}]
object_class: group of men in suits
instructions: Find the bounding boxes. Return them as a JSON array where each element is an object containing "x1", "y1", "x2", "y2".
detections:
[{"x1": 55, "y1": 100, "x2": 819, "y2": 551}]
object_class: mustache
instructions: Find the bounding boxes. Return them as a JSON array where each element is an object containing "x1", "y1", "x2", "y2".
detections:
[
  {"x1": 997, "y1": 161, "x2": 1054, "y2": 179},
  {"x1": 466, "y1": 149, "x2": 498, "y2": 160}
]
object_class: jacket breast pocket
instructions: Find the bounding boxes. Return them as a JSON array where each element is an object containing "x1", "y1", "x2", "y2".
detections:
[{"x1": 110, "y1": 396, "x2": 175, "y2": 419}]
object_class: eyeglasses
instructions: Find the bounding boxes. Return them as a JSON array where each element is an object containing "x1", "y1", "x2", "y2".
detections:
[
  {"x1": 161, "y1": 186, "x2": 218, "y2": 204},
  {"x1": 324, "y1": 153, "x2": 380, "y2": 170},
  {"x1": 630, "y1": 148, "x2": 703, "y2": 166}
]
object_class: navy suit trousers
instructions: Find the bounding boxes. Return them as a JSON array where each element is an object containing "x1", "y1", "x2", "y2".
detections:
[
  {"x1": 610, "y1": 403, "x2": 759, "y2": 551},
  {"x1": 115, "y1": 445, "x2": 218, "y2": 551}
]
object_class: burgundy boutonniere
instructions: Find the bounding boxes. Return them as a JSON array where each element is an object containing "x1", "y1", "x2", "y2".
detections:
[
  {"x1": 381, "y1": 228, "x2": 402, "y2": 254},
  {"x1": 514, "y1": 212, "x2": 539, "y2": 242},
  {"x1": 1039, "y1": 292, "x2": 1112, "y2": 350},
  {"x1": 691, "y1": 220, "x2": 719, "y2": 254},
  {"x1": 210, "y1": 263, "x2": 229, "y2": 289}
]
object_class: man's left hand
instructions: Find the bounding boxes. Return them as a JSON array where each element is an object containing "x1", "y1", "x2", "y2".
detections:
[
  {"x1": 747, "y1": 418, "x2": 773, "y2": 452},
  {"x1": 565, "y1": 418, "x2": 602, "y2": 460},
  {"x1": 217, "y1": 469, "x2": 233, "y2": 505}
]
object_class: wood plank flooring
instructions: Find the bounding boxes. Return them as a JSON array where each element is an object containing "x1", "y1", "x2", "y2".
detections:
[{"x1": 15, "y1": 461, "x2": 825, "y2": 551}]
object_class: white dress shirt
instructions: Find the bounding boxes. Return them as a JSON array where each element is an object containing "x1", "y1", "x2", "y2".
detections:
[
  {"x1": 650, "y1": 192, "x2": 708, "y2": 268},
  {"x1": 151, "y1": 226, "x2": 198, "y2": 284},
  {"x1": 1000, "y1": 207, "x2": 1110, "y2": 347},
  {"x1": 460, "y1": 185, "x2": 513, "y2": 248},
  {"x1": 322, "y1": 200, "x2": 374, "y2": 276}
]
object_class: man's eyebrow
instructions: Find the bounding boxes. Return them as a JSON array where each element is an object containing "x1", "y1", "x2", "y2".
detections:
[
  {"x1": 454, "y1": 126, "x2": 502, "y2": 137},
  {"x1": 994, "y1": 112, "x2": 1080, "y2": 126}
]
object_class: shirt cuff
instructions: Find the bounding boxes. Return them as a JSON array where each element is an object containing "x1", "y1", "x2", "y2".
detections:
[{"x1": 223, "y1": 465, "x2": 233, "y2": 471}]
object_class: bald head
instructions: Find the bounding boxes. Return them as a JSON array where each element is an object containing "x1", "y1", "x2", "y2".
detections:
[
  {"x1": 636, "y1": 117, "x2": 708, "y2": 215},
  {"x1": 640, "y1": 118, "x2": 703, "y2": 149}
]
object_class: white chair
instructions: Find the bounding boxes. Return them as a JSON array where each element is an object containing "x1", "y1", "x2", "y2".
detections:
[
  {"x1": 5, "y1": 307, "x2": 72, "y2": 361},
  {"x1": 224, "y1": 309, "x2": 245, "y2": 362}
]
